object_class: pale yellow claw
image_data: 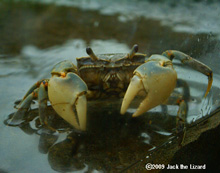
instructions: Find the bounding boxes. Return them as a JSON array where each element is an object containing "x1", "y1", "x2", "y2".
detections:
[
  {"x1": 120, "y1": 75, "x2": 145, "y2": 115},
  {"x1": 48, "y1": 73, "x2": 88, "y2": 131},
  {"x1": 75, "y1": 95, "x2": 87, "y2": 130},
  {"x1": 121, "y1": 55, "x2": 177, "y2": 117}
]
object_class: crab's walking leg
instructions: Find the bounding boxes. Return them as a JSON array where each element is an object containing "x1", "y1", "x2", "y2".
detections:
[
  {"x1": 164, "y1": 79, "x2": 189, "y2": 144},
  {"x1": 11, "y1": 79, "x2": 49, "y2": 126},
  {"x1": 162, "y1": 79, "x2": 190, "y2": 117},
  {"x1": 176, "y1": 79, "x2": 190, "y2": 101},
  {"x1": 175, "y1": 79, "x2": 191, "y2": 145},
  {"x1": 14, "y1": 80, "x2": 45, "y2": 108},
  {"x1": 162, "y1": 50, "x2": 213, "y2": 97},
  {"x1": 22, "y1": 79, "x2": 46, "y2": 100},
  {"x1": 176, "y1": 99, "x2": 187, "y2": 146},
  {"x1": 38, "y1": 80, "x2": 49, "y2": 125},
  {"x1": 10, "y1": 89, "x2": 38, "y2": 125}
]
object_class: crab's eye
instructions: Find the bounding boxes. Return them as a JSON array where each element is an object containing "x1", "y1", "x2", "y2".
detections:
[
  {"x1": 128, "y1": 44, "x2": 138, "y2": 59},
  {"x1": 159, "y1": 61, "x2": 167, "y2": 67},
  {"x1": 160, "y1": 61, "x2": 172, "y2": 67}
]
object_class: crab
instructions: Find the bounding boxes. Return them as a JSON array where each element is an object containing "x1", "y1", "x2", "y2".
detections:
[{"x1": 11, "y1": 45, "x2": 213, "y2": 134}]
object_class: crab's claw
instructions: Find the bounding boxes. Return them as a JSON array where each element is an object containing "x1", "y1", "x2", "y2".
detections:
[
  {"x1": 121, "y1": 55, "x2": 177, "y2": 117},
  {"x1": 48, "y1": 73, "x2": 88, "y2": 131}
]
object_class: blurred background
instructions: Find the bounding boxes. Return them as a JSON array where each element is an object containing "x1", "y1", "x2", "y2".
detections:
[{"x1": 0, "y1": 0, "x2": 220, "y2": 172}]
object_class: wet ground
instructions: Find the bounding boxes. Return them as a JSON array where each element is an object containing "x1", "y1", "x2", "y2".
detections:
[{"x1": 1, "y1": 0, "x2": 220, "y2": 172}]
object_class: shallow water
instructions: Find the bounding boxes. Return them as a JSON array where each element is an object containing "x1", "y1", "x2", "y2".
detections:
[{"x1": 1, "y1": 0, "x2": 220, "y2": 172}]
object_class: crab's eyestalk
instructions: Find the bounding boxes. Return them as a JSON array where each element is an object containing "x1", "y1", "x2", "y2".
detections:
[
  {"x1": 86, "y1": 47, "x2": 99, "y2": 61},
  {"x1": 128, "y1": 44, "x2": 138, "y2": 59}
]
